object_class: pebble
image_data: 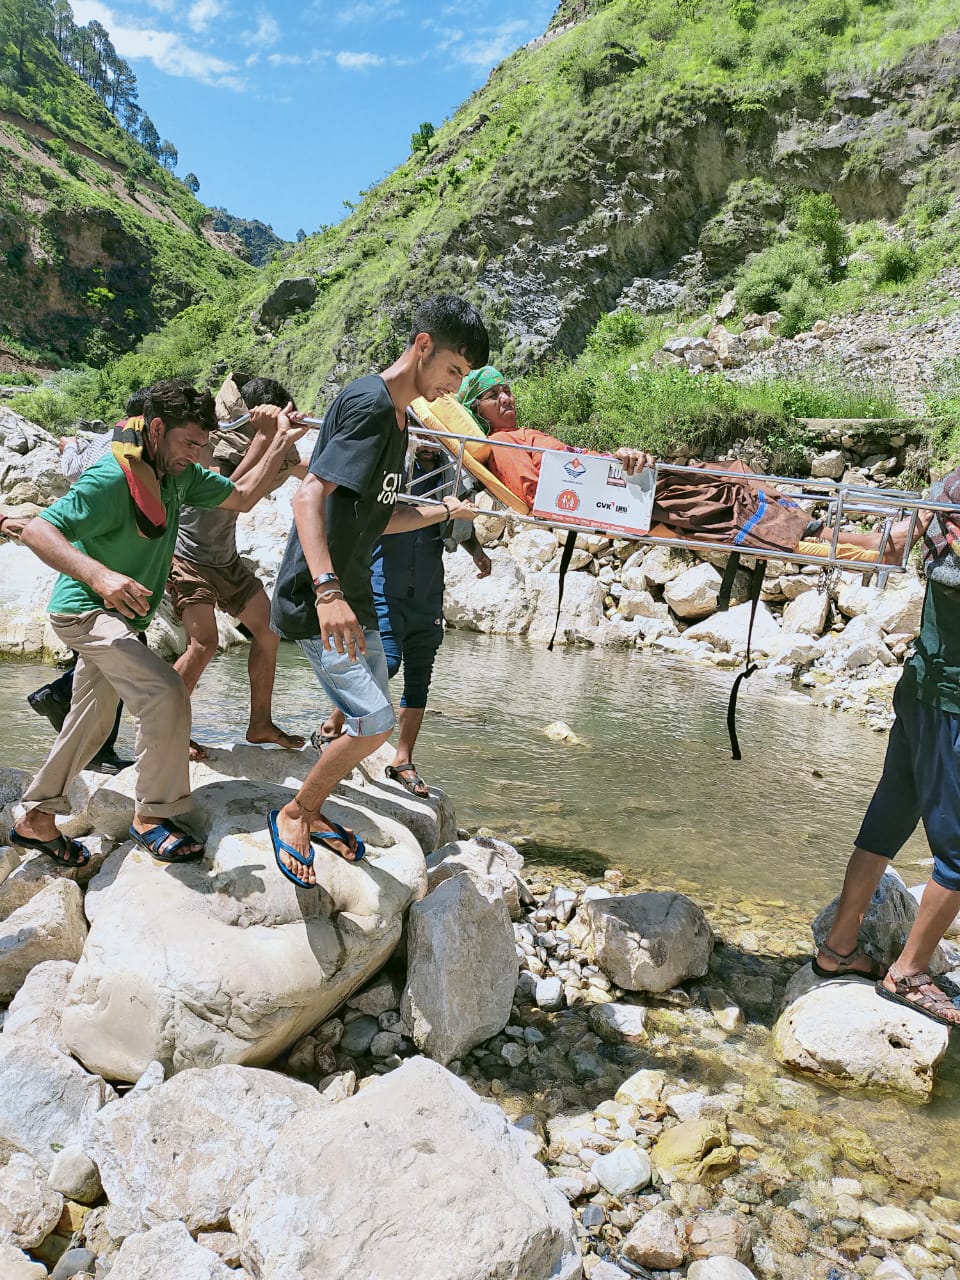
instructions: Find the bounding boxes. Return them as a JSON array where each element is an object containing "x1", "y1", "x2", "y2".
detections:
[
  {"x1": 862, "y1": 1205, "x2": 922, "y2": 1240},
  {"x1": 339, "y1": 1014, "x2": 380, "y2": 1056},
  {"x1": 592, "y1": 1147, "x2": 653, "y2": 1198},
  {"x1": 687, "y1": 1258, "x2": 758, "y2": 1279},
  {"x1": 51, "y1": 1251, "x2": 98, "y2": 1280},
  {"x1": 501, "y1": 1042, "x2": 527, "y2": 1068},
  {"x1": 535, "y1": 977, "x2": 564, "y2": 1010}
]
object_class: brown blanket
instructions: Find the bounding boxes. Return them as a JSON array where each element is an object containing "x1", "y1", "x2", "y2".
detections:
[{"x1": 652, "y1": 459, "x2": 811, "y2": 553}]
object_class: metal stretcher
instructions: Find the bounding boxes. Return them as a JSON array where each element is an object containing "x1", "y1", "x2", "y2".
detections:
[{"x1": 403, "y1": 402, "x2": 945, "y2": 588}]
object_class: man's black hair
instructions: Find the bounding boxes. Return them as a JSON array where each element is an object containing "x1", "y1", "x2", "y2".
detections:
[
  {"x1": 125, "y1": 387, "x2": 150, "y2": 418},
  {"x1": 144, "y1": 379, "x2": 216, "y2": 432},
  {"x1": 240, "y1": 376, "x2": 295, "y2": 411},
  {"x1": 409, "y1": 295, "x2": 489, "y2": 369}
]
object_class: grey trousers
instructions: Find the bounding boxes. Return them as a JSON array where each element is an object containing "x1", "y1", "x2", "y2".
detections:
[{"x1": 22, "y1": 610, "x2": 192, "y2": 820}]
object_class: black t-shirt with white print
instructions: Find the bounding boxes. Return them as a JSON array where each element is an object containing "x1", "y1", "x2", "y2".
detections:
[{"x1": 271, "y1": 375, "x2": 407, "y2": 638}]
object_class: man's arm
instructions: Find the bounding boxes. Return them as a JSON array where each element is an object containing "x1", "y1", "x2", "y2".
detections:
[
  {"x1": 218, "y1": 410, "x2": 308, "y2": 512},
  {"x1": 20, "y1": 518, "x2": 153, "y2": 619},
  {"x1": 383, "y1": 496, "x2": 477, "y2": 534},
  {"x1": 291, "y1": 472, "x2": 365, "y2": 659}
]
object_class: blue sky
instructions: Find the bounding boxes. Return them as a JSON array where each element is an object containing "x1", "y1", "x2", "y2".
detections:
[{"x1": 70, "y1": 0, "x2": 555, "y2": 239}]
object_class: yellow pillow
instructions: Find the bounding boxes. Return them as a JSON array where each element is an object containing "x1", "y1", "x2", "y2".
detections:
[{"x1": 410, "y1": 395, "x2": 492, "y2": 462}]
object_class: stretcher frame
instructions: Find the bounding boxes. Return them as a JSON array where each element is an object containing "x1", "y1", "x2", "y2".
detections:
[
  {"x1": 402, "y1": 408, "x2": 951, "y2": 586},
  {"x1": 226, "y1": 407, "x2": 957, "y2": 587}
]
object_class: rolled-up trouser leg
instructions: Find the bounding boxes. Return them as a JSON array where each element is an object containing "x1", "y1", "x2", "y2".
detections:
[{"x1": 22, "y1": 610, "x2": 192, "y2": 820}]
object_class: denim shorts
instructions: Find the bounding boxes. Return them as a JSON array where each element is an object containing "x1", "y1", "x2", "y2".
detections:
[
  {"x1": 299, "y1": 630, "x2": 396, "y2": 738},
  {"x1": 856, "y1": 677, "x2": 960, "y2": 892}
]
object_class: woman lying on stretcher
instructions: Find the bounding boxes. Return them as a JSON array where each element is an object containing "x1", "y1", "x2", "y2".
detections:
[{"x1": 454, "y1": 366, "x2": 909, "y2": 565}]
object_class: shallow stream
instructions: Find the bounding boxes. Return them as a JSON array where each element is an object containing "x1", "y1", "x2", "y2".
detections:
[{"x1": 2, "y1": 632, "x2": 958, "y2": 1199}]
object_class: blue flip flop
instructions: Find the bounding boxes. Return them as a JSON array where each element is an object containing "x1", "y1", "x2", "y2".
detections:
[
  {"x1": 268, "y1": 809, "x2": 316, "y2": 888},
  {"x1": 310, "y1": 817, "x2": 365, "y2": 862},
  {"x1": 129, "y1": 822, "x2": 204, "y2": 864}
]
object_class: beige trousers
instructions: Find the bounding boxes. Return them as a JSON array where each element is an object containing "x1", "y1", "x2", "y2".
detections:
[{"x1": 22, "y1": 610, "x2": 192, "y2": 820}]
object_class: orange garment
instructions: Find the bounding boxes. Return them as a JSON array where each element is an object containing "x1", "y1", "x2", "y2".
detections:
[{"x1": 486, "y1": 427, "x2": 567, "y2": 509}]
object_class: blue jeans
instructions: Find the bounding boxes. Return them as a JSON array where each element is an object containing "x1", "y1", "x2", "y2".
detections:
[{"x1": 299, "y1": 630, "x2": 396, "y2": 738}]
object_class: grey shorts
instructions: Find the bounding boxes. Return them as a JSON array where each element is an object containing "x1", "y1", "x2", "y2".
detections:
[{"x1": 299, "y1": 630, "x2": 396, "y2": 738}]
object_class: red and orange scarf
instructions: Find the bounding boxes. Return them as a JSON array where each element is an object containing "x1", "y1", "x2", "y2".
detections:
[{"x1": 111, "y1": 416, "x2": 167, "y2": 539}]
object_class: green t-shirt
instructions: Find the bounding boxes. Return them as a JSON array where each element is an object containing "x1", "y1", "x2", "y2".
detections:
[
  {"x1": 901, "y1": 578, "x2": 960, "y2": 714},
  {"x1": 40, "y1": 454, "x2": 234, "y2": 630}
]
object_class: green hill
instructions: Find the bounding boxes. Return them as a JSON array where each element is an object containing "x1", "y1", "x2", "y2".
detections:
[
  {"x1": 10, "y1": 0, "x2": 960, "y2": 436},
  {"x1": 0, "y1": 0, "x2": 253, "y2": 369}
]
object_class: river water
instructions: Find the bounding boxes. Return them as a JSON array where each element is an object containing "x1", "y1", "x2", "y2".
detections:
[{"x1": 1, "y1": 633, "x2": 958, "y2": 1193}]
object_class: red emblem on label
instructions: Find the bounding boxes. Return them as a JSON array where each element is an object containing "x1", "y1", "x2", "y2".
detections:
[{"x1": 556, "y1": 489, "x2": 579, "y2": 512}]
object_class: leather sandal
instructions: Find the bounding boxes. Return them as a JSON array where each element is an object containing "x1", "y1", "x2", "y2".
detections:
[
  {"x1": 876, "y1": 966, "x2": 960, "y2": 1027},
  {"x1": 811, "y1": 940, "x2": 885, "y2": 981}
]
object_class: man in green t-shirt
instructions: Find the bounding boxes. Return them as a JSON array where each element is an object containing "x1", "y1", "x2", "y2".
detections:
[
  {"x1": 814, "y1": 485, "x2": 960, "y2": 1027},
  {"x1": 9, "y1": 379, "x2": 305, "y2": 868}
]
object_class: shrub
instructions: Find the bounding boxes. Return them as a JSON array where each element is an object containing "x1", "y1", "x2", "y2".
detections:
[
  {"x1": 803, "y1": 0, "x2": 849, "y2": 36},
  {"x1": 711, "y1": 27, "x2": 745, "y2": 70},
  {"x1": 586, "y1": 308, "x2": 648, "y2": 353},
  {"x1": 737, "y1": 238, "x2": 829, "y2": 315},
  {"x1": 872, "y1": 242, "x2": 919, "y2": 284},
  {"x1": 778, "y1": 277, "x2": 823, "y2": 338},
  {"x1": 731, "y1": 0, "x2": 760, "y2": 30},
  {"x1": 751, "y1": 27, "x2": 798, "y2": 67},
  {"x1": 794, "y1": 191, "x2": 848, "y2": 280}
]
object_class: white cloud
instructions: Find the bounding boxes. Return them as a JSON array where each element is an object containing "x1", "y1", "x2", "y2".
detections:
[
  {"x1": 243, "y1": 13, "x2": 281, "y2": 46},
  {"x1": 447, "y1": 18, "x2": 530, "y2": 67},
  {"x1": 267, "y1": 48, "x2": 331, "y2": 65},
  {"x1": 335, "y1": 49, "x2": 384, "y2": 69},
  {"x1": 71, "y1": 0, "x2": 245, "y2": 89},
  {"x1": 335, "y1": 1, "x2": 404, "y2": 23},
  {"x1": 187, "y1": 0, "x2": 225, "y2": 33}
]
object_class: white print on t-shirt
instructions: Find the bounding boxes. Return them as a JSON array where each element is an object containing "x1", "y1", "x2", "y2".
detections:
[{"x1": 378, "y1": 472, "x2": 402, "y2": 505}]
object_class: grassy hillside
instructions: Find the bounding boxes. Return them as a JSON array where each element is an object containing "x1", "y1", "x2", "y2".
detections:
[
  {"x1": 0, "y1": 4, "x2": 253, "y2": 368},
  {"x1": 12, "y1": 0, "x2": 960, "y2": 439}
]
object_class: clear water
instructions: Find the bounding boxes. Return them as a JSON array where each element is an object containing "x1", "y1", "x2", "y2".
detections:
[{"x1": 0, "y1": 633, "x2": 930, "y2": 910}]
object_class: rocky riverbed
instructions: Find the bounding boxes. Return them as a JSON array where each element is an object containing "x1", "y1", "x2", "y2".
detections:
[{"x1": 1, "y1": 742, "x2": 959, "y2": 1280}]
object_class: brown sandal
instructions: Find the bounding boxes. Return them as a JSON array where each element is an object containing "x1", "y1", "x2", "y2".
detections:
[
  {"x1": 811, "y1": 941, "x2": 885, "y2": 981},
  {"x1": 385, "y1": 762, "x2": 429, "y2": 798},
  {"x1": 876, "y1": 966, "x2": 960, "y2": 1027}
]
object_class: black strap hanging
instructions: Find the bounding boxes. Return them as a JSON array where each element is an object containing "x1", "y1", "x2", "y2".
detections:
[
  {"x1": 726, "y1": 560, "x2": 766, "y2": 760},
  {"x1": 547, "y1": 529, "x2": 578, "y2": 652},
  {"x1": 716, "y1": 552, "x2": 741, "y2": 612}
]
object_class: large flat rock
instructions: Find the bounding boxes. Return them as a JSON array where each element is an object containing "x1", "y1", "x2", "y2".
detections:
[
  {"x1": 230, "y1": 1057, "x2": 581, "y2": 1280},
  {"x1": 60, "y1": 760, "x2": 428, "y2": 1081}
]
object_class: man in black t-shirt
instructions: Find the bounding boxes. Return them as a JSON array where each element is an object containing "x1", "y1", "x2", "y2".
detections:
[{"x1": 269, "y1": 296, "x2": 489, "y2": 885}]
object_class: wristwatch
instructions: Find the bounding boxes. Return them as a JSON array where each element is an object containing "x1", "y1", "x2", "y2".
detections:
[{"x1": 312, "y1": 572, "x2": 340, "y2": 588}]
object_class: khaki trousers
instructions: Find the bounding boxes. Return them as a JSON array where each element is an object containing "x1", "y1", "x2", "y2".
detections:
[{"x1": 22, "y1": 610, "x2": 192, "y2": 820}]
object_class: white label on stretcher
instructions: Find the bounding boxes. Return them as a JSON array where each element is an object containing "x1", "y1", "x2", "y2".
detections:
[{"x1": 532, "y1": 452, "x2": 655, "y2": 536}]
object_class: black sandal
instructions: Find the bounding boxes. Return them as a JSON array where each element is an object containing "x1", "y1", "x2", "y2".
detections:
[
  {"x1": 876, "y1": 966, "x2": 960, "y2": 1028},
  {"x1": 385, "y1": 762, "x2": 429, "y2": 798},
  {"x1": 811, "y1": 941, "x2": 885, "y2": 981},
  {"x1": 9, "y1": 826, "x2": 91, "y2": 868}
]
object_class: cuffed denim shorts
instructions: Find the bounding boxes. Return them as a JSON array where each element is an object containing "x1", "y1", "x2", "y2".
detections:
[{"x1": 299, "y1": 630, "x2": 396, "y2": 738}]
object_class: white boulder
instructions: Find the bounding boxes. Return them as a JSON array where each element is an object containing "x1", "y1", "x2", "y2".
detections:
[
  {"x1": 781, "y1": 589, "x2": 829, "y2": 635},
  {"x1": 0, "y1": 1151, "x2": 63, "y2": 1249},
  {"x1": 0, "y1": 543, "x2": 61, "y2": 657},
  {"x1": 443, "y1": 550, "x2": 536, "y2": 635},
  {"x1": 86, "y1": 1063, "x2": 325, "y2": 1238},
  {"x1": 0, "y1": 878, "x2": 87, "y2": 1001},
  {"x1": 568, "y1": 892, "x2": 712, "y2": 993},
  {"x1": 663, "y1": 562, "x2": 723, "y2": 620},
  {"x1": 814, "y1": 868, "x2": 951, "y2": 976},
  {"x1": 772, "y1": 979, "x2": 948, "y2": 1100},
  {"x1": 527, "y1": 570, "x2": 605, "y2": 646},
  {"x1": 401, "y1": 872, "x2": 518, "y2": 1064},
  {"x1": 230, "y1": 1057, "x2": 581, "y2": 1279},
  {"x1": 425, "y1": 836, "x2": 527, "y2": 921},
  {"x1": 0, "y1": 1037, "x2": 115, "y2": 1171},
  {"x1": 60, "y1": 759, "x2": 427, "y2": 1081},
  {"x1": 0, "y1": 1242, "x2": 49, "y2": 1278},
  {"x1": 683, "y1": 602, "x2": 781, "y2": 654},
  {"x1": 110, "y1": 1220, "x2": 236, "y2": 1280},
  {"x1": 1, "y1": 959, "x2": 75, "y2": 1051}
]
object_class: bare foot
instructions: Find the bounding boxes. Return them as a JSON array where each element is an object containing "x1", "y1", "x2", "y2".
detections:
[
  {"x1": 247, "y1": 723, "x2": 305, "y2": 750},
  {"x1": 189, "y1": 739, "x2": 208, "y2": 762}
]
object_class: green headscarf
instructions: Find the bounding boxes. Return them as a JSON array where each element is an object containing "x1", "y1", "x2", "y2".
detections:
[{"x1": 456, "y1": 365, "x2": 506, "y2": 433}]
